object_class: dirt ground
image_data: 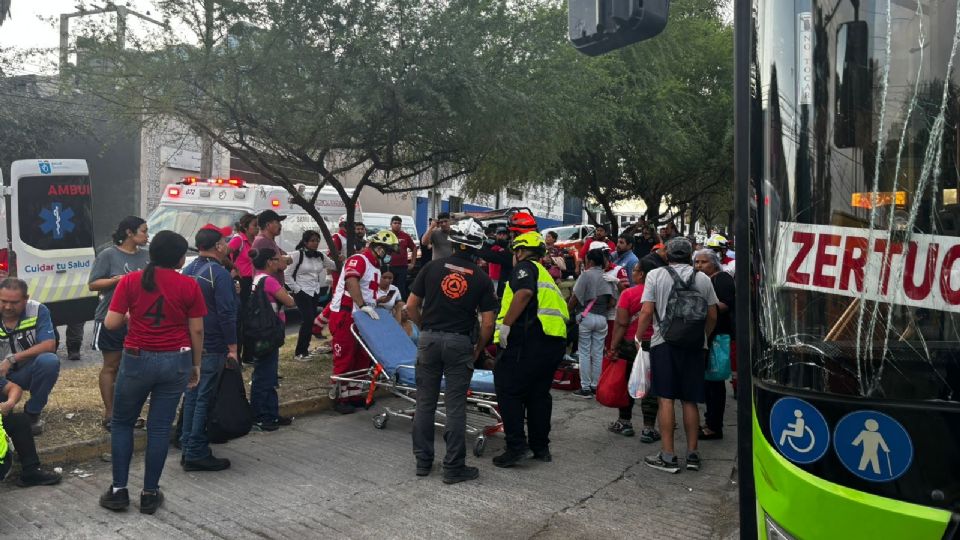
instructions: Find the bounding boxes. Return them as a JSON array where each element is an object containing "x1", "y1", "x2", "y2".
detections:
[{"x1": 35, "y1": 340, "x2": 334, "y2": 451}]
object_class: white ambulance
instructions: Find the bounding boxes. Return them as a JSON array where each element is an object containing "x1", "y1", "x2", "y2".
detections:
[
  {"x1": 0, "y1": 159, "x2": 99, "y2": 326},
  {"x1": 145, "y1": 177, "x2": 362, "y2": 252}
]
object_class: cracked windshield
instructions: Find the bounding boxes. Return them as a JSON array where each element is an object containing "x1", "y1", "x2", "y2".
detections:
[{"x1": 755, "y1": 0, "x2": 960, "y2": 402}]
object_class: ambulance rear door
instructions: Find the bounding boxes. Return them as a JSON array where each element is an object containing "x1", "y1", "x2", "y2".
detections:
[{"x1": 10, "y1": 159, "x2": 98, "y2": 325}]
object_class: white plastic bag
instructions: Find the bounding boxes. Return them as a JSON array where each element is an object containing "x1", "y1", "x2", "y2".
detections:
[{"x1": 628, "y1": 346, "x2": 652, "y2": 399}]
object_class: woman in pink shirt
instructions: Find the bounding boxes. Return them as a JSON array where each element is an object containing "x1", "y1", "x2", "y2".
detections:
[
  {"x1": 605, "y1": 258, "x2": 661, "y2": 442},
  {"x1": 247, "y1": 248, "x2": 295, "y2": 431},
  {"x1": 227, "y1": 213, "x2": 258, "y2": 363}
]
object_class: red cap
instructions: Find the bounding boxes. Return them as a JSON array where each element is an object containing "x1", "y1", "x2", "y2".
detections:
[
  {"x1": 200, "y1": 224, "x2": 233, "y2": 238},
  {"x1": 653, "y1": 243, "x2": 666, "y2": 250}
]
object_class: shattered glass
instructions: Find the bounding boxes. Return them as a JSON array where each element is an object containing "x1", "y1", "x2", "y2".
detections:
[{"x1": 753, "y1": 0, "x2": 960, "y2": 402}]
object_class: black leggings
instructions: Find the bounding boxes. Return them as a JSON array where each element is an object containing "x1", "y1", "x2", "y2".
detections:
[
  {"x1": 616, "y1": 340, "x2": 659, "y2": 427},
  {"x1": 237, "y1": 277, "x2": 253, "y2": 363},
  {"x1": 293, "y1": 291, "x2": 322, "y2": 356}
]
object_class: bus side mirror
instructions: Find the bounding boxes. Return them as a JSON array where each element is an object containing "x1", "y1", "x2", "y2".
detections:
[
  {"x1": 834, "y1": 20, "x2": 872, "y2": 149},
  {"x1": 569, "y1": 0, "x2": 669, "y2": 57}
]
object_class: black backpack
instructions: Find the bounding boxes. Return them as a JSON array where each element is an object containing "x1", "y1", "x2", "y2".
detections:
[
  {"x1": 242, "y1": 275, "x2": 286, "y2": 357},
  {"x1": 207, "y1": 366, "x2": 253, "y2": 443},
  {"x1": 655, "y1": 266, "x2": 708, "y2": 350}
]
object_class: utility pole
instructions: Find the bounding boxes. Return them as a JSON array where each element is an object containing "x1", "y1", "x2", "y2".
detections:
[{"x1": 199, "y1": 0, "x2": 216, "y2": 178}]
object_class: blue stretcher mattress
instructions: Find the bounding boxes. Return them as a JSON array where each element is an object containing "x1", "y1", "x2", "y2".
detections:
[{"x1": 353, "y1": 308, "x2": 496, "y2": 395}]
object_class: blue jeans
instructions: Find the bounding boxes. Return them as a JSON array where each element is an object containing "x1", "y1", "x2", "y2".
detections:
[
  {"x1": 250, "y1": 350, "x2": 279, "y2": 423},
  {"x1": 577, "y1": 312, "x2": 607, "y2": 391},
  {"x1": 6, "y1": 352, "x2": 61, "y2": 415},
  {"x1": 179, "y1": 352, "x2": 225, "y2": 461},
  {"x1": 111, "y1": 350, "x2": 191, "y2": 491}
]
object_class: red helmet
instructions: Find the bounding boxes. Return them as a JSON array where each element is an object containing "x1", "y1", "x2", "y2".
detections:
[{"x1": 508, "y1": 211, "x2": 537, "y2": 233}]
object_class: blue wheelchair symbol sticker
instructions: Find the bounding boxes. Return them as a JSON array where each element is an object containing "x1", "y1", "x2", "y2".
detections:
[
  {"x1": 38, "y1": 161, "x2": 52, "y2": 175},
  {"x1": 834, "y1": 410, "x2": 912, "y2": 482},
  {"x1": 770, "y1": 397, "x2": 830, "y2": 464}
]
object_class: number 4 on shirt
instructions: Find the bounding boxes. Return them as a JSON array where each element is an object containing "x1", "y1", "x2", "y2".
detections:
[{"x1": 145, "y1": 297, "x2": 165, "y2": 327}]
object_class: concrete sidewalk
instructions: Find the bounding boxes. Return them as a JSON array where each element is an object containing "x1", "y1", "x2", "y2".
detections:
[{"x1": 0, "y1": 390, "x2": 740, "y2": 539}]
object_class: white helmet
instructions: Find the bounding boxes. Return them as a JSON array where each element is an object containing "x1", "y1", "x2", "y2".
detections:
[
  {"x1": 587, "y1": 240, "x2": 611, "y2": 252},
  {"x1": 448, "y1": 218, "x2": 486, "y2": 249}
]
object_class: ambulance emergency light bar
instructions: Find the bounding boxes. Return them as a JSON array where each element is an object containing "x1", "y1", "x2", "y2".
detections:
[
  {"x1": 850, "y1": 191, "x2": 907, "y2": 209},
  {"x1": 167, "y1": 177, "x2": 247, "y2": 197}
]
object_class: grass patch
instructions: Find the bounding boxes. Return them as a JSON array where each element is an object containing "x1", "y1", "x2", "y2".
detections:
[{"x1": 36, "y1": 339, "x2": 333, "y2": 451}]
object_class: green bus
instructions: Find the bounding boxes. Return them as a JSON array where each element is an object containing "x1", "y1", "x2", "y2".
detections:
[{"x1": 571, "y1": 1, "x2": 960, "y2": 538}]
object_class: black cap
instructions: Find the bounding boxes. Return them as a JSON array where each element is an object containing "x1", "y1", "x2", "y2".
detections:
[{"x1": 258, "y1": 209, "x2": 286, "y2": 227}]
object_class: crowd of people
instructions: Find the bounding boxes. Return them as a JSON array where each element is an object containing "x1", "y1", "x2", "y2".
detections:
[{"x1": 0, "y1": 205, "x2": 735, "y2": 511}]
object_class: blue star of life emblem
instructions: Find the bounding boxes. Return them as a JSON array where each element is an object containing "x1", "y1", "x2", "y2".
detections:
[{"x1": 39, "y1": 203, "x2": 75, "y2": 240}]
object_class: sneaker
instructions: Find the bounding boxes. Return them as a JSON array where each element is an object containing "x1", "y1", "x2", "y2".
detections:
[
  {"x1": 99, "y1": 487, "x2": 130, "y2": 511},
  {"x1": 333, "y1": 402, "x2": 356, "y2": 415},
  {"x1": 17, "y1": 467, "x2": 62, "y2": 487},
  {"x1": 67, "y1": 351, "x2": 82, "y2": 362},
  {"x1": 492, "y1": 448, "x2": 529, "y2": 468},
  {"x1": 182, "y1": 455, "x2": 231, "y2": 472},
  {"x1": 253, "y1": 421, "x2": 279, "y2": 432},
  {"x1": 29, "y1": 419, "x2": 44, "y2": 436},
  {"x1": 531, "y1": 449, "x2": 552, "y2": 463},
  {"x1": 644, "y1": 453, "x2": 680, "y2": 474},
  {"x1": 293, "y1": 354, "x2": 313, "y2": 362},
  {"x1": 608, "y1": 420, "x2": 635, "y2": 437},
  {"x1": 571, "y1": 389, "x2": 592, "y2": 398},
  {"x1": 686, "y1": 453, "x2": 701, "y2": 472},
  {"x1": 140, "y1": 489, "x2": 164, "y2": 515},
  {"x1": 416, "y1": 461, "x2": 433, "y2": 477},
  {"x1": 640, "y1": 427, "x2": 661, "y2": 444},
  {"x1": 276, "y1": 415, "x2": 293, "y2": 426},
  {"x1": 443, "y1": 466, "x2": 479, "y2": 484}
]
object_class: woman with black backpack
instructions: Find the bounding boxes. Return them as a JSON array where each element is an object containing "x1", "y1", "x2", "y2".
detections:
[
  {"x1": 247, "y1": 248, "x2": 296, "y2": 431},
  {"x1": 284, "y1": 230, "x2": 335, "y2": 361}
]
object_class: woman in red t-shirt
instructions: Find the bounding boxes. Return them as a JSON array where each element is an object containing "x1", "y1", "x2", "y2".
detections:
[
  {"x1": 604, "y1": 258, "x2": 661, "y2": 443},
  {"x1": 227, "y1": 213, "x2": 258, "y2": 364},
  {"x1": 247, "y1": 248, "x2": 295, "y2": 432},
  {"x1": 99, "y1": 230, "x2": 207, "y2": 515}
]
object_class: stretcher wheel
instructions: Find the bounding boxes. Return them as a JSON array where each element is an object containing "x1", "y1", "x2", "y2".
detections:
[
  {"x1": 473, "y1": 436, "x2": 486, "y2": 457},
  {"x1": 373, "y1": 414, "x2": 388, "y2": 429}
]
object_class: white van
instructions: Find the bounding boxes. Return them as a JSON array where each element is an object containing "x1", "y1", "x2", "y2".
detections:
[
  {"x1": 146, "y1": 177, "x2": 362, "y2": 253},
  {"x1": 0, "y1": 159, "x2": 99, "y2": 326}
]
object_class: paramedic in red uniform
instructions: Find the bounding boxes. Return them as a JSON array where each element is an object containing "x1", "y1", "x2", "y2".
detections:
[{"x1": 328, "y1": 230, "x2": 399, "y2": 414}]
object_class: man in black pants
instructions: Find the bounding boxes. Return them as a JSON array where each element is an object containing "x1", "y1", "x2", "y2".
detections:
[
  {"x1": 406, "y1": 218, "x2": 497, "y2": 484},
  {"x1": 492, "y1": 232, "x2": 569, "y2": 468},
  {"x1": 0, "y1": 384, "x2": 61, "y2": 486}
]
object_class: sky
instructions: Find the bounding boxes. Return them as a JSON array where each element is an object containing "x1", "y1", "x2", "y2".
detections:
[{"x1": 0, "y1": 0, "x2": 164, "y2": 73}]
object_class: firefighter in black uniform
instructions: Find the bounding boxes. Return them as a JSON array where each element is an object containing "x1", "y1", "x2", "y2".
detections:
[
  {"x1": 406, "y1": 218, "x2": 498, "y2": 484},
  {"x1": 492, "y1": 232, "x2": 570, "y2": 468}
]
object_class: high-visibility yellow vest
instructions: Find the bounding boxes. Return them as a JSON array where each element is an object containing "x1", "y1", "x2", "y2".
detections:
[
  {"x1": 0, "y1": 415, "x2": 8, "y2": 463},
  {"x1": 495, "y1": 261, "x2": 568, "y2": 341},
  {"x1": 0, "y1": 300, "x2": 42, "y2": 359}
]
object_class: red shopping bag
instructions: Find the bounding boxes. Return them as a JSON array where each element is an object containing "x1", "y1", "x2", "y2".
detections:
[{"x1": 595, "y1": 355, "x2": 630, "y2": 408}]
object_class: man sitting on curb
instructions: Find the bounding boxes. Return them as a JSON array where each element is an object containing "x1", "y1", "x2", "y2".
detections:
[
  {"x1": 0, "y1": 379, "x2": 62, "y2": 487},
  {"x1": 0, "y1": 278, "x2": 61, "y2": 435}
]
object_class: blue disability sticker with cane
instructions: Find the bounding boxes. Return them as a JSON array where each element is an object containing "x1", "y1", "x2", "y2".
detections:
[
  {"x1": 833, "y1": 410, "x2": 913, "y2": 482},
  {"x1": 769, "y1": 397, "x2": 830, "y2": 464}
]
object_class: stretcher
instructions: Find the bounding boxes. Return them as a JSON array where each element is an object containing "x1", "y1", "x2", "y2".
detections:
[{"x1": 328, "y1": 308, "x2": 503, "y2": 456}]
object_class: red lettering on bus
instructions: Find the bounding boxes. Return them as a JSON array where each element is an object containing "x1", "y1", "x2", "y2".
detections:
[
  {"x1": 786, "y1": 231, "x2": 815, "y2": 285},
  {"x1": 940, "y1": 244, "x2": 960, "y2": 305},
  {"x1": 874, "y1": 239, "x2": 904, "y2": 296},
  {"x1": 839, "y1": 235, "x2": 868, "y2": 292},
  {"x1": 903, "y1": 241, "x2": 939, "y2": 300},
  {"x1": 812, "y1": 234, "x2": 841, "y2": 288}
]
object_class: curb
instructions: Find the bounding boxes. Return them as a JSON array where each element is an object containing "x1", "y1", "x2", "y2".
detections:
[{"x1": 37, "y1": 395, "x2": 337, "y2": 467}]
